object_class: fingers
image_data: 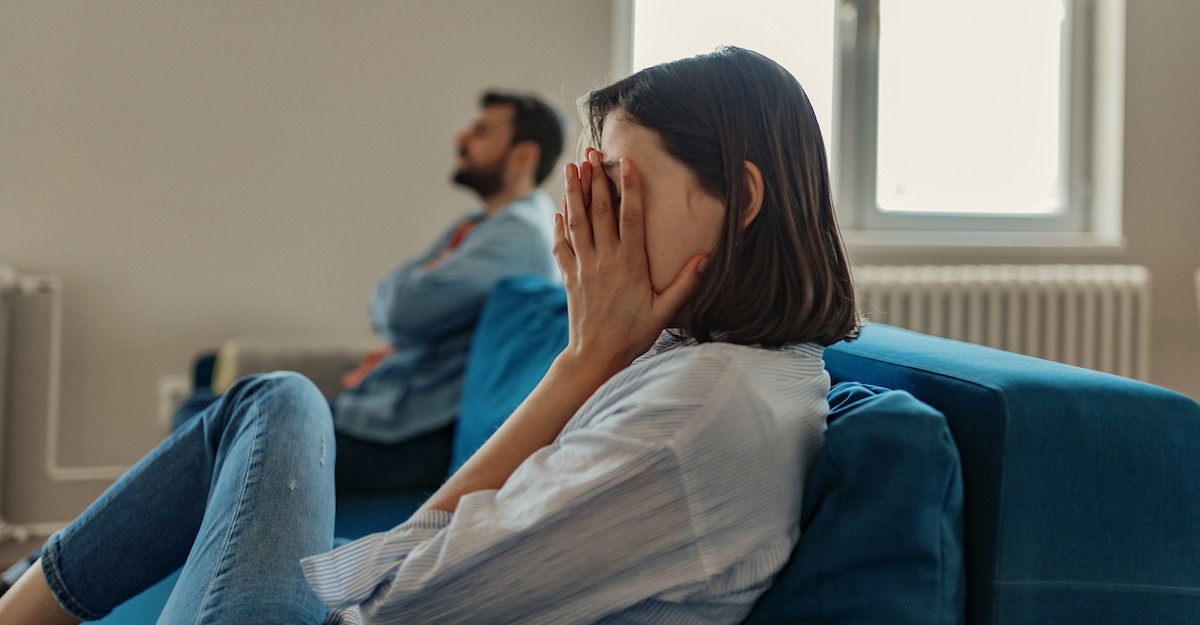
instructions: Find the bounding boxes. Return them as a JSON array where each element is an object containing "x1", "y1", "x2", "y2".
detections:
[
  {"x1": 580, "y1": 148, "x2": 594, "y2": 211},
  {"x1": 653, "y1": 253, "x2": 710, "y2": 323},
  {"x1": 586, "y1": 149, "x2": 619, "y2": 247},
  {"x1": 552, "y1": 211, "x2": 577, "y2": 279},
  {"x1": 563, "y1": 162, "x2": 594, "y2": 254},
  {"x1": 616, "y1": 158, "x2": 646, "y2": 259}
]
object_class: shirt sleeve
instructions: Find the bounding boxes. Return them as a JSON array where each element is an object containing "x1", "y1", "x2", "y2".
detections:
[
  {"x1": 368, "y1": 213, "x2": 538, "y2": 346},
  {"x1": 301, "y1": 428, "x2": 708, "y2": 625},
  {"x1": 366, "y1": 219, "x2": 459, "y2": 341}
]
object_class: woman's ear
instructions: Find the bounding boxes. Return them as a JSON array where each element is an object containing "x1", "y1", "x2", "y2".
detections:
[{"x1": 741, "y1": 160, "x2": 764, "y2": 229}]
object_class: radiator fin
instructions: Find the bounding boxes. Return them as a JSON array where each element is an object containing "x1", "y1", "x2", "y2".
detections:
[{"x1": 853, "y1": 264, "x2": 1151, "y2": 381}]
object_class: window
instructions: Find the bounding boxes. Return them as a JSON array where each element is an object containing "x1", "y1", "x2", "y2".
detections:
[
  {"x1": 619, "y1": 0, "x2": 1125, "y2": 248},
  {"x1": 631, "y1": 1, "x2": 837, "y2": 161}
]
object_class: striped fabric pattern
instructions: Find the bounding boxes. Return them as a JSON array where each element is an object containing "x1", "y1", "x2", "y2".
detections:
[{"x1": 304, "y1": 333, "x2": 830, "y2": 624}]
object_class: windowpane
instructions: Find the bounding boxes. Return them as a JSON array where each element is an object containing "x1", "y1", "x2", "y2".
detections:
[
  {"x1": 632, "y1": 0, "x2": 836, "y2": 157},
  {"x1": 875, "y1": 0, "x2": 1067, "y2": 215}
]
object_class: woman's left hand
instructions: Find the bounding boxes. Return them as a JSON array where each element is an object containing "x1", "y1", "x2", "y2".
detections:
[{"x1": 553, "y1": 149, "x2": 708, "y2": 378}]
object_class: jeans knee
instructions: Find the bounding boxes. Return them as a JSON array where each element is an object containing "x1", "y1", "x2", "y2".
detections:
[
  {"x1": 223, "y1": 372, "x2": 332, "y2": 436},
  {"x1": 257, "y1": 371, "x2": 324, "y2": 402}
]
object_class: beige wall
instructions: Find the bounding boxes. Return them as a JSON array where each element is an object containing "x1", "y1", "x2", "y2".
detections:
[
  {"x1": 1122, "y1": 0, "x2": 1200, "y2": 399},
  {"x1": 0, "y1": 0, "x2": 613, "y2": 523},
  {"x1": 1, "y1": 0, "x2": 1198, "y2": 526}
]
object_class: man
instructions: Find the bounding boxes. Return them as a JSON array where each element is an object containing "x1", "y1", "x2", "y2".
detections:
[
  {"x1": 0, "y1": 91, "x2": 565, "y2": 597},
  {"x1": 331, "y1": 90, "x2": 564, "y2": 491}
]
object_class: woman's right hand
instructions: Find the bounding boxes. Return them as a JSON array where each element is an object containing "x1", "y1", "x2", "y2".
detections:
[{"x1": 553, "y1": 149, "x2": 708, "y2": 379}]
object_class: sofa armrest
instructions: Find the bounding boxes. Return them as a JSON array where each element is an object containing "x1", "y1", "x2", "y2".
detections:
[
  {"x1": 211, "y1": 336, "x2": 383, "y2": 400},
  {"x1": 826, "y1": 324, "x2": 1200, "y2": 624}
]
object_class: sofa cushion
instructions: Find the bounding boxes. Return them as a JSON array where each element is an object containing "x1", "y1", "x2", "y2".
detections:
[
  {"x1": 450, "y1": 274, "x2": 569, "y2": 473},
  {"x1": 744, "y1": 381, "x2": 965, "y2": 625}
]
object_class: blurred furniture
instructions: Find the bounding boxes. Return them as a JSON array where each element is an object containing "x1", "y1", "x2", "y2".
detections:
[{"x1": 208, "y1": 335, "x2": 382, "y2": 401}]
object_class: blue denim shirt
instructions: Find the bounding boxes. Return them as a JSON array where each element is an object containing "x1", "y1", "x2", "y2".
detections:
[{"x1": 332, "y1": 191, "x2": 559, "y2": 444}]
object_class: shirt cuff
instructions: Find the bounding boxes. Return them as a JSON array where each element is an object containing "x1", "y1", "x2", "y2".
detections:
[{"x1": 301, "y1": 509, "x2": 453, "y2": 608}]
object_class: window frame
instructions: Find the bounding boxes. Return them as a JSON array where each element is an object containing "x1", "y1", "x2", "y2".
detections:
[
  {"x1": 836, "y1": 0, "x2": 1090, "y2": 233},
  {"x1": 615, "y1": 0, "x2": 1126, "y2": 253}
]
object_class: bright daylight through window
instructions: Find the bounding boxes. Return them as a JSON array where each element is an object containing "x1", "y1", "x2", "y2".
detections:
[{"x1": 629, "y1": 0, "x2": 1102, "y2": 237}]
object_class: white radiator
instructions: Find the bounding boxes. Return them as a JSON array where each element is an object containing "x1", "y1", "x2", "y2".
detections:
[
  {"x1": 854, "y1": 265, "x2": 1152, "y2": 381},
  {"x1": 0, "y1": 264, "x2": 123, "y2": 544}
]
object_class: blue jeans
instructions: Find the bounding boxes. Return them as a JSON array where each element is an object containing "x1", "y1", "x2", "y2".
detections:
[
  {"x1": 174, "y1": 389, "x2": 453, "y2": 493},
  {"x1": 41, "y1": 372, "x2": 336, "y2": 624}
]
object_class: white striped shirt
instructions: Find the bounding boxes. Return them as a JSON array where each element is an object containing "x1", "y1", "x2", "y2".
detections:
[{"x1": 303, "y1": 333, "x2": 830, "y2": 624}]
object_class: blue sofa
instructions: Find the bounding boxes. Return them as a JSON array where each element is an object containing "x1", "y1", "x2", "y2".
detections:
[{"x1": 98, "y1": 274, "x2": 1200, "y2": 624}]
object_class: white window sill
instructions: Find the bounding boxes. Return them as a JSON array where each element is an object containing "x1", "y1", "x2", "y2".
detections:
[{"x1": 842, "y1": 230, "x2": 1126, "y2": 260}]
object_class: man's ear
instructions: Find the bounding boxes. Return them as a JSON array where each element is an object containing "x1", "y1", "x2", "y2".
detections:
[
  {"x1": 741, "y1": 160, "x2": 764, "y2": 229},
  {"x1": 509, "y1": 141, "x2": 541, "y2": 178}
]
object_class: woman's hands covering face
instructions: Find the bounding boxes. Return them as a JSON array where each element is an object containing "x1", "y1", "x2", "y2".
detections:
[{"x1": 553, "y1": 148, "x2": 709, "y2": 375}]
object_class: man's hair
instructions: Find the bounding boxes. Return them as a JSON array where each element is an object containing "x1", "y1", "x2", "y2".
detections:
[
  {"x1": 583, "y1": 46, "x2": 859, "y2": 347},
  {"x1": 481, "y1": 90, "x2": 565, "y2": 185}
]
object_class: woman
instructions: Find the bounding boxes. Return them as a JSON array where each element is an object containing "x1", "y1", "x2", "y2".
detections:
[{"x1": 0, "y1": 46, "x2": 857, "y2": 624}]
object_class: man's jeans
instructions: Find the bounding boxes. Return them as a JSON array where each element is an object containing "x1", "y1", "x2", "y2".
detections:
[{"x1": 41, "y1": 372, "x2": 336, "y2": 624}]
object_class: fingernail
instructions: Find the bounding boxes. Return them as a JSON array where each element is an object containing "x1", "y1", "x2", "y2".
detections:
[{"x1": 697, "y1": 257, "x2": 710, "y2": 274}]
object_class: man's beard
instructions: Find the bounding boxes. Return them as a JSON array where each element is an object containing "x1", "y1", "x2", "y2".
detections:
[{"x1": 452, "y1": 160, "x2": 505, "y2": 198}]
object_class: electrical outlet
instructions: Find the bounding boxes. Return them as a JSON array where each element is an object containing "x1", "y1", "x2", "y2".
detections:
[{"x1": 157, "y1": 374, "x2": 191, "y2": 431}]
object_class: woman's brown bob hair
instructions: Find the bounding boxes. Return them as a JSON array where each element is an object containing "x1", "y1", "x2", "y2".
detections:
[{"x1": 583, "y1": 46, "x2": 859, "y2": 347}]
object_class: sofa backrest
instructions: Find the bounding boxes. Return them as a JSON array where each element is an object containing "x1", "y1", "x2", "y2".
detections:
[
  {"x1": 826, "y1": 324, "x2": 1200, "y2": 625},
  {"x1": 451, "y1": 274, "x2": 569, "y2": 472}
]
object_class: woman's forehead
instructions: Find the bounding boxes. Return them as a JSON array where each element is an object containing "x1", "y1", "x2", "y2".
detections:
[
  {"x1": 598, "y1": 111, "x2": 627, "y2": 152},
  {"x1": 598, "y1": 111, "x2": 703, "y2": 189},
  {"x1": 599, "y1": 112, "x2": 659, "y2": 158}
]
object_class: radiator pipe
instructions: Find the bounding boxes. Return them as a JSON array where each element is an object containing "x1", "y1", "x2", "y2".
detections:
[{"x1": 17, "y1": 275, "x2": 131, "y2": 482}]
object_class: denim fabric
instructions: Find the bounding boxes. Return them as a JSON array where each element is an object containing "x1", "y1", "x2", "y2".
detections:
[
  {"x1": 42, "y1": 372, "x2": 336, "y2": 624},
  {"x1": 172, "y1": 389, "x2": 453, "y2": 493},
  {"x1": 334, "y1": 191, "x2": 560, "y2": 445},
  {"x1": 170, "y1": 387, "x2": 221, "y2": 432},
  {"x1": 331, "y1": 426, "x2": 453, "y2": 493}
]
